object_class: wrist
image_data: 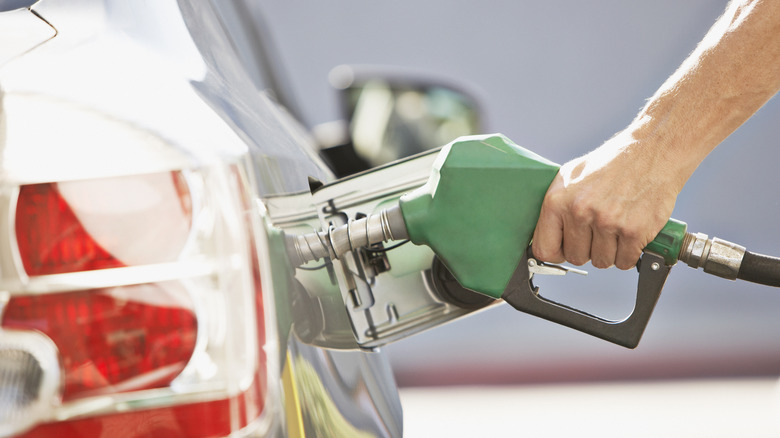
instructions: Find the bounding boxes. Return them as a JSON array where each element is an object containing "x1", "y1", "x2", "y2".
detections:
[{"x1": 620, "y1": 114, "x2": 705, "y2": 194}]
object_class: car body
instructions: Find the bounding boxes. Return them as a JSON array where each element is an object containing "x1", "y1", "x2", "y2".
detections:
[{"x1": 0, "y1": 1, "x2": 490, "y2": 436}]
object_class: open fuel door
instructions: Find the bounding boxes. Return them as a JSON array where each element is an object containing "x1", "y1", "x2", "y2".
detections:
[{"x1": 263, "y1": 149, "x2": 497, "y2": 349}]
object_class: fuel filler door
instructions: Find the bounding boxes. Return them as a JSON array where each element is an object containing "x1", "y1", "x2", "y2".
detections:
[{"x1": 262, "y1": 150, "x2": 496, "y2": 349}]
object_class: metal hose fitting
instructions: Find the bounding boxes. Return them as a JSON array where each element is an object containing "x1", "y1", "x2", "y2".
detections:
[
  {"x1": 678, "y1": 232, "x2": 746, "y2": 280},
  {"x1": 286, "y1": 205, "x2": 410, "y2": 267}
]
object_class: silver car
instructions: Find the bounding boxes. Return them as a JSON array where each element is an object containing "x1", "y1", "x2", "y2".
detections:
[{"x1": 0, "y1": 1, "x2": 486, "y2": 436}]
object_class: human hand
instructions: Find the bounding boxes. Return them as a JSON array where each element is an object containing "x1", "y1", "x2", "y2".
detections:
[{"x1": 531, "y1": 131, "x2": 681, "y2": 270}]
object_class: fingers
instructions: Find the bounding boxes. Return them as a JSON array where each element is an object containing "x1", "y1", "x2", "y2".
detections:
[
  {"x1": 537, "y1": 220, "x2": 642, "y2": 270},
  {"x1": 532, "y1": 206, "x2": 565, "y2": 264},
  {"x1": 615, "y1": 236, "x2": 644, "y2": 270},
  {"x1": 562, "y1": 217, "x2": 592, "y2": 266},
  {"x1": 533, "y1": 191, "x2": 647, "y2": 269},
  {"x1": 590, "y1": 229, "x2": 618, "y2": 269}
]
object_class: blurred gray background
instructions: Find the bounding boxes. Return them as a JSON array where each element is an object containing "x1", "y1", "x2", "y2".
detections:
[{"x1": 253, "y1": 1, "x2": 780, "y2": 386}]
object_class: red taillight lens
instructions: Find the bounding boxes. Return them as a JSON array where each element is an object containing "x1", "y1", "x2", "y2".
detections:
[
  {"x1": 15, "y1": 183, "x2": 123, "y2": 275},
  {"x1": 15, "y1": 171, "x2": 193, "y2": 276},
  {"x1": 2, "y1": 282, "x2": 197, "y2": 401}
]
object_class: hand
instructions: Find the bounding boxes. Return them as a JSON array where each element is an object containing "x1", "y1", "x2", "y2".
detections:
[{"x1": 531, "y1": 131, "x2": 680, "y2": 270}]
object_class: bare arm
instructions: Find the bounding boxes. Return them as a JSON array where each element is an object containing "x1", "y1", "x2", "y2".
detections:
[{"x1": 532, "y1": 0, "x2": 780, "y2": 270}]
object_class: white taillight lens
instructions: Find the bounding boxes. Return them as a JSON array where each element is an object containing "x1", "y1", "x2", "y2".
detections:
[{"x1": 1, "y1": 165, "x2": 267, "y2": 437}]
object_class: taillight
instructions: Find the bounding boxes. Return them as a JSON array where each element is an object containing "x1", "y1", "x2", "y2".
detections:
[
  {"x1": 2, "y1": 283, "x2": 197, "y2": 401},
  {"x1": 15, "y1": 183, "x2": 123, "y2": 275},
  {"x1": 15, "y1": 172, "x2": 192, "y2": 276},
  {"x1": 1, "y1": 166, "x2": 268, "y2": 437}
]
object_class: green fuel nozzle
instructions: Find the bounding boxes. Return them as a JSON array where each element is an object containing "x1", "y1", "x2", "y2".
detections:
[
  {"x1": 397, "y1": 134, "x2": 560, "y2": 297},
  {"x1": 289, "y1": 135, "x2": 678, "y2": 289},
  {"x1": 287, "y1": 132, "x2": 558, "y2": 295},
  {"x1": 287, "y1": 134, "x2": 780, "y2": 347}
]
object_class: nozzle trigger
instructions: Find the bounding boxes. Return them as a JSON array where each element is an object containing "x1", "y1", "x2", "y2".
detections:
[
  {"x1": 527, "y1": 258, "x2": 588, "y2": 277},
  {"x1": 503, "y1": 250, "x2": 671, "y2": 349}
]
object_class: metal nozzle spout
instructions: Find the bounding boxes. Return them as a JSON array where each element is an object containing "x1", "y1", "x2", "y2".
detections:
[{"x1": 286, "y1": 205, "x2": 409, "y2": 267}]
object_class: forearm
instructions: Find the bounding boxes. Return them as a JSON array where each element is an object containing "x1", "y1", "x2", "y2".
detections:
[{"x1": 629, "y1": 0, "x2": 780, "y2": 191}]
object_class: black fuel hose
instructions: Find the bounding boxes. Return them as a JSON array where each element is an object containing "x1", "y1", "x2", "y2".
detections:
[{"x1": 737, "y1": 251, "x2": 780, "y2": 287}]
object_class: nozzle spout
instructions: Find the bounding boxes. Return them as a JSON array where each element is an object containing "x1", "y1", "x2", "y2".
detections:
[{"x1": 286, "y1": 205, "x2": 409, "y2": 266}]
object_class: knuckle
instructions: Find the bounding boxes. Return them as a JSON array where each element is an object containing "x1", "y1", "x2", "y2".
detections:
[
  {"x1": 544, "y1": 191, "x2": 568, "y2": 215},
  {"x1": 593, "y1": 211, "x2": 620, "y2": 235},
  {"x1": 618, "y1": 226, "x2": 641, "y2": 242},
  {"x1": 569, "y1": 200, "x2": 593, "y2": 223},
  {"x1": 544, "y1": 187, "x2": 563, "y2": 204}
]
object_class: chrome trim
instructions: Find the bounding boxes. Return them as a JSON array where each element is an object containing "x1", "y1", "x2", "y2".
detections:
[{"x1": 0, "y1": 259, "x2": 219, "y2": 294}]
